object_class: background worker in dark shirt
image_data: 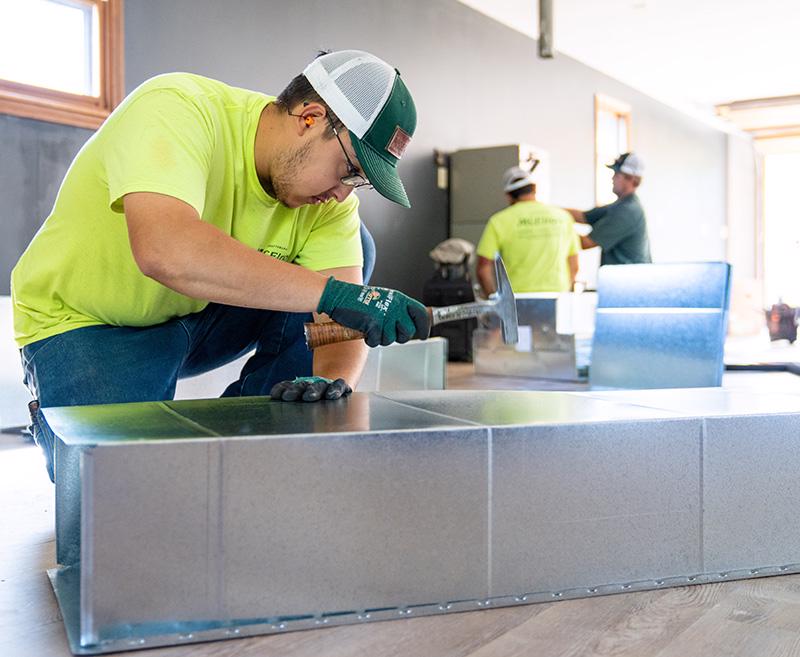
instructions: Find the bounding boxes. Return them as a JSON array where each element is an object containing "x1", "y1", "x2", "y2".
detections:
[{"x1": 566, "y1": 152, "x2": 651, "y2": 265}]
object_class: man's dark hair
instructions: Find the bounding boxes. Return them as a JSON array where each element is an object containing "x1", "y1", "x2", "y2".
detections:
[
  {"x1": 275, "y1": 52, "x2": 345, "y2": 138},
  {"x1": 509, "y1": 184, "x2": 535, "y2": 200}
]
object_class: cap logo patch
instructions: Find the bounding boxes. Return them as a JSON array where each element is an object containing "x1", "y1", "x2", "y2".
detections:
[{"x1": 386, "y1": 126, "x2": 410, "y2": 159}]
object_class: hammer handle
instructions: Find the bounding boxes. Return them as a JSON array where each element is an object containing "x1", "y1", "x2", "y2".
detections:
[{"x1": 304, "y1": 321, "x2": 366, "y2": 349}]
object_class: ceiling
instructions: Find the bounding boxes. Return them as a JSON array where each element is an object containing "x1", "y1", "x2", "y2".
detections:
[{"x1": 458, "y1": 0, "x2": 800, "y2": 121}]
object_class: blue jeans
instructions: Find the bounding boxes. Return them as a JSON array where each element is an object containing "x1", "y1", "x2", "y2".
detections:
[{"x1": 23, "y1": 223, "x2": 377, "y2": 481}]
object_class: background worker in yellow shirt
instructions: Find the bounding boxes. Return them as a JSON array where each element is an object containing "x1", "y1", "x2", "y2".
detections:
[
  {"x1": 476, "y1": 166, "x2": 580, "y2": 296},
  {"x1": 11, "y1": 50, "x2": 429, "y2": 481}
]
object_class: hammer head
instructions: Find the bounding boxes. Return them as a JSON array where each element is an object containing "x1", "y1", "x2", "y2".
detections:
[{"x1": 493, "y1": 256, "x2": 519, "y2": 344}]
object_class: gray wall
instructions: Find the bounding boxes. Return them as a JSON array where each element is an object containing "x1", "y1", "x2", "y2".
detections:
[
  {"x1": 1, "y1": 0, "x2": 728, "y2": 298},
  {"x1": 0, "y1": 115, "x2": 92, "y2": 295},
  {"x1": 124, "y1": 0, "x2": 727, "y2": 289}
]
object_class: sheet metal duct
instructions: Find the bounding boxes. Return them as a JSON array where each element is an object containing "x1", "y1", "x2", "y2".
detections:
[{"x1": 46, "y1": 388, "x2": 800, "y2": 654}]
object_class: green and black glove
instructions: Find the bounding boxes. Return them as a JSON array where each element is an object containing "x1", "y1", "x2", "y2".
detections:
[
  {"x1": 317, "y1": 277, "x2": 430, "y2": 348},
  {"x1": 270, "y1": 376, "x2": 352, "y2": 402}
]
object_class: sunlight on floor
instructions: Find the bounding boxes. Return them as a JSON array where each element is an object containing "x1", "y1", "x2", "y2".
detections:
[
  {"x1": 0, "y1": 439, "x2": 47, "y2": 487},
  {"x1": 0, "y1": 436, "x2": 55, "y2": 548}
]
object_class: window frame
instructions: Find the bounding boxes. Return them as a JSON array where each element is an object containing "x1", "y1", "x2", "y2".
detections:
[
  {"x1": 594, "y1": 93, "x2": 632, "y2": 206},
  {"x1": 0, "y1": 0, "x2": 125, "y2": 129}
]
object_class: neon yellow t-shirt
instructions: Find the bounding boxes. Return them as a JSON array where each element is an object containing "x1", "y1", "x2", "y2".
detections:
[
  {"x1": 476, "y1": 200, "x2": 579, "y2": 292},
  {"x1": 12, "y1": 73, "x2": 363, "y2": 347}
]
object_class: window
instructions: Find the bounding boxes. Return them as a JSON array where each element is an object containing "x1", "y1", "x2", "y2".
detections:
[
  {"x1": 760, "y1": 144, "x2": 800, "y2": 306},
  {"x1": 594, "y1": 94, "x2": 631, "y2": 206},
  {"x1": 0, "y1": 0, "x2": 124, "y2": 129},
  {"x1": 716, "y1": 96, "x2": 800, "y2": 308}
]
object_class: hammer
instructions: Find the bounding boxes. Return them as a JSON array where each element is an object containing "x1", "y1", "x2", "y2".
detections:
[{"x1": 304, "y1": 255, "x2": 519, "y2": 349}]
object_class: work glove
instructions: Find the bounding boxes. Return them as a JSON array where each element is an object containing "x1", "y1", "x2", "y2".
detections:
[
  {"x1": 317, "y1": 277, "x2": 430, "y2": 348},
  {"x1": 270, "y1": 376, "x2": 352, "y2": 402}
]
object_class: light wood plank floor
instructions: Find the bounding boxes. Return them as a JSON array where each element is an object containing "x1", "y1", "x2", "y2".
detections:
[{"x1": 6, "y1": 396, "x2": 800, "y2": 657}]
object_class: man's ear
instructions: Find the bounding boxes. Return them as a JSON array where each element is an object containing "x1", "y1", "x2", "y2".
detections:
[{"x1": 293, "y1": 102, "x2": 326, "y2": 135}]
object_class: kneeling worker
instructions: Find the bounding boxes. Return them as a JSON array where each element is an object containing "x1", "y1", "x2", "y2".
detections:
[
  {"x1": 12, "y1": 50, "x2": 429, "y2": 481},
  {"x1": 476, "y1": 166, "x2": 579, "y2": 296}
]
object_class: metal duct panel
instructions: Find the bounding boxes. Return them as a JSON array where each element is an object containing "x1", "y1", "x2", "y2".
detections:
[
  {"x1": 474, "y1": 296, "x2": 577, "y2": 380},
  {"x1": 220, "y1": 430, "x2": 488, "y2": 618},
  {"x1": 490, "y1": 419, "x2": 701, "y2": 594},
  {"x1": 589, "y1": 262, "x2": 732, "y2": 389},
  {"x1": 590, "y1": 311, "x2": 729, "y2": 388},
  {"x1": 704, "y1": 413, "x2": 800, "y2": 572}
]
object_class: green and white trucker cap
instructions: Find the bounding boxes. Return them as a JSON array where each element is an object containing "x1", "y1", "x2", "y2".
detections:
[{"x1": 303, "y1": 50, "x2": 417, "y2": 208}]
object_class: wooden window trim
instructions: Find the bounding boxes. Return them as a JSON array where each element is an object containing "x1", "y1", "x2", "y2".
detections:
[
  {"x1": 594, "y1": 94, "x2": 632, "y2": 146},
  {"x1": 594, "y1": 93, "x2": 632, "y2": 205},
  {"x1": 0, "y1": 0, "x2": 125, "y2": 130}
]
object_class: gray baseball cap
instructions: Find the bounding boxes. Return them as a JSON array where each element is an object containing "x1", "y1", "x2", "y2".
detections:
[
  {"x1": 502, "y1": 166, "x2": 537, "y2": 193},
  {"x1": 607, "y1": 152, "x2": 644, "y2": 177}
]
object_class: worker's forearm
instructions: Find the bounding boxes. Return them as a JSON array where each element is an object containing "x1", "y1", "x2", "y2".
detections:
[
  {"x1": 135, "y1": 217, "x2": 328, "y2": 312},
  {"x1": 476, "y1": 258, "x2": 496, "y2": 296},
  {"x1": 568, "y1": 255, "x2": 579, "y2": 285},
  {"x1": 313, "y1": 338, "x2": 369, "y2": 387},
  {"x1": 566, "y1": 208, "x2": 587, "y2": 223},
  {"x1": 477, "y1": 273, "x2": 495, "y2": 296}
]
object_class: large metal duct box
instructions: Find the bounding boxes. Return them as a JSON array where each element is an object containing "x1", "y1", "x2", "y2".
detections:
[{"x1": 46, "y1": 388, "x2": 800, "y2": 654}]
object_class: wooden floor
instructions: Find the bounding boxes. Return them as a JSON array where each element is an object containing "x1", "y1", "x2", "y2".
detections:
[{"x1": 6, "y1": 375, "x2": 800, "y2": 657}]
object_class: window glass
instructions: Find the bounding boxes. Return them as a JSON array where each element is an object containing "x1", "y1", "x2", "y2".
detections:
[
  {"x1": 0, "y1": 0, "x2": 123, "y2": 129},
  {"x1": 0, "y1": 0, "x2": 99, "y2": 97},
  {"x1": 763, "y1": 150, "x2": 800, "y2": 306}
]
